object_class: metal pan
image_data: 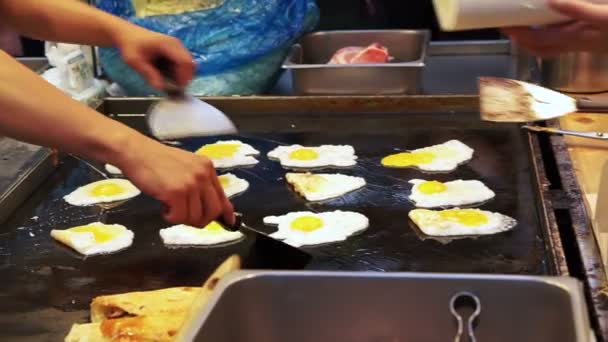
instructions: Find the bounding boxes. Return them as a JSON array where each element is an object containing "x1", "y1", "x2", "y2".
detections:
[
  {"x1": 283, "y1": 30, "x2": 430, "y2": 95},
  {"x1": 180, "y1": 271, "x2": 593, "y2": 342}
]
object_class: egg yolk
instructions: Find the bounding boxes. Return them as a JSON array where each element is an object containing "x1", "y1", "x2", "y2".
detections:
[
  {"x1": 90, "y1": 183, "x2": 124, "y2": 197},
  {"x1": 418, "y1": 181, "x2": 448, "y2": 194},
  {"x1": 381, "y1": 151, "x2": 436, "y2": 167},
  {"x1": 290, "y1": 216, "x2": 324, "y2": 232},
  {"x1": 192, "y1": 221, "x2": 226, "y2": 235},
  {"x1": 218, "y1": 175, "x2": 230, "y2": 188},
  {"x1": 204, "y1": 221, "x2": 225, "y2": 232},
  {"x1": 196, "y1": 143, "x2": 240, "y2": 159},
  {"x1": 289, "y1": 148, "x2": 319, "y2": 161},
  {"x1": 439, "y1": 209, "x2": 489, "y2": 226},
  {"x1": 70, "y1": 225, "x2": 118, "y2": 243}
]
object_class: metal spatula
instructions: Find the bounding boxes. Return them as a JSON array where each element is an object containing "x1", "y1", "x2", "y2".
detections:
[
  {"x1": 479, "y1": 77, "x2": 608, "y2": 123},
  {"x1": 222, "y1": 213, "x2": 311, "y2": 269},
  {"x1": 147, "y1": 57, "x2": 237, "y2": 140}
]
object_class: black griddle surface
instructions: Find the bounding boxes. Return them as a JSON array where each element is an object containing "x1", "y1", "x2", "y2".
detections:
[{"x1": 0, "y1": 115, "x2": 550, "y2": 341}]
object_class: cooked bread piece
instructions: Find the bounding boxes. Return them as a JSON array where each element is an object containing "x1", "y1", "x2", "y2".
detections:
[{"x1": 91, "y1": 287, "x2": 199, "y2": 322}]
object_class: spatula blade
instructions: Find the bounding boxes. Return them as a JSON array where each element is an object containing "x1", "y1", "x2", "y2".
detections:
[
  {"x1": 223, "y1": 213, "x2": 311, "y2": 270},
  {"x1": 240, "y1": 225, "x2": 312, "y2": 270},
  {"x1": 147, "y1": 95, "x2": 237, "y2": 140},
  {"x1": 479, "y1": 77, "x2": 577, "y2": 123}
]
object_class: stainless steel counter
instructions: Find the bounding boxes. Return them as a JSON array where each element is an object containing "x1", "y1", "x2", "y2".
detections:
[{"x1": 1, "y1": 43, "x2": 606, "y2": 341}]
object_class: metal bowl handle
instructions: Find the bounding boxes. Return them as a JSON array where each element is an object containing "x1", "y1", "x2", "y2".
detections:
[{"x1": 450, "y1": 291, "x2": 481, "y2": 342}]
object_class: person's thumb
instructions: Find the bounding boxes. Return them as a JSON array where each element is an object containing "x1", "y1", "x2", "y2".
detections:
[{"x1": 549, "y1": 0, "x2": 608, "y2": 24}]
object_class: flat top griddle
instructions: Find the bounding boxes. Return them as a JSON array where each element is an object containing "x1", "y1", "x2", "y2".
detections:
[{"x1": 0, "y1": 110, "x2": 557, "y2": 341}]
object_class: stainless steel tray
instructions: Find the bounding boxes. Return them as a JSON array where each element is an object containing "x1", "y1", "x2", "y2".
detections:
[
  {"x1": 283, "y1": 30, "x2": 430, "y2": 95},
  {"x1": 180, "y1": 271, "x2": 593, "y2": 342}
]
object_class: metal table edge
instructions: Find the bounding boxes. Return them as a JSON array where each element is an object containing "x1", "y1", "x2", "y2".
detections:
[
  {"x1": 547, "y1": 122, "x2": 608, "y2": 342},
  {"x1": 528, "y1": 132, "x2": 569, "y2": 276},
  {"x1": 427, "y1": 39, "x2": 511, "y2": 56},
  {"x1": 100, "y1": 95, "x2": 479, "y2": 115}
]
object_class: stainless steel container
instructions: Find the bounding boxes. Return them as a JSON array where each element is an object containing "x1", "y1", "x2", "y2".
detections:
[
  {"x1": 283, "y1": 30, "x2": 430, "y2": 95},
  {"x1": 179, "y1": 271, "x2": 594, "y2": 342},
  {"x1": 541, "y1": 52, "x2": 608, "y2": 93}
]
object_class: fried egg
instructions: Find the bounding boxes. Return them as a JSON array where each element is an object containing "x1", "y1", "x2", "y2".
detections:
[
  {"x1": 286, "y1": 172, "x2": 366, "y2": 201},
  {"x1": 195, "y1": 140, "x2": 259, "y2": 168},
  {"x1": 64, "y1": 179, "x2": 140, "y2": 206},
  {"x1": 409, "y1": 179, "x2": 495, "y2": 208},
  {"x1": 409, "y1": 208, "x2": 516, "y2": 237},
  {"x1": 51, "y1": 222, "x2": 134, "y2": 256},
  {"x1": 104, "y1": 164, "x2": 123, "y2": 175},
  {"x1": 381, "y1": 140, "x2": 474, "y2": 172},
  {"x1": 159, "y1": 221, "x2": 244, "y2": 246},
  {"x1": 263, "y1": 210, "x2": 369, "y2": 247},
  {"x1": 267, "y1": 145, "x2": 357, "y2": 169},
  {"x1": 219, "y1": 173, "x2": 249, "y2": 198}
]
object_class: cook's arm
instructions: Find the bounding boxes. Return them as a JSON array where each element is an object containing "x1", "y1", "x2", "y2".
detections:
[
  {"x1": 0, "y1": 50, "x2": 138, "y2": 164},
  {"x1": 0, "y1": 51, "x2": 234, "y2": 227}
]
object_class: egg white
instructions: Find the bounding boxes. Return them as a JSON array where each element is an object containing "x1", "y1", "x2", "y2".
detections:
[
  {"x1": 51, "y1": 222, "x2": 134, "y2": 256},
  {"x1": 159, "y1": 222, "x2": 244, "y2": 246},
  {"x1": 286, "y1": 172, "x2": 366, "y2": 201},
  {"x1": 195, "y1": 140, "x2": 260, "y2": 169},
  {"x1": 263, "y1": 210, "x2": 369, "y2": 247},
  {"x1": 409, "y1": 179, "x2": 495, "y2": 208},
  {"x1": 409, "y1": 208, "x2": 516, "y2": 237},
  {"x1": 104, "y1": 164, "x2": 123, "y2": 175},
  {"x1": 383, "y1": 140, "x2": 474, "y2": 172},
  {"x1": 219, "y1": 173, "x2": 249, "y2": 198},
  {"x1": 64, "y1": 179, "x2": 141, "y2": 206},
  {"x1": 267, "y1": 145, "x2": 357, "y2": 169}
]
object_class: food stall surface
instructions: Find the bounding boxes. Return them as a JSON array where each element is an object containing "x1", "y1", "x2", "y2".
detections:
[
  {"x1": 0, "y1": 97, "x2": 571, "y2": 340},
  {"x1": 1, "y1": 44, "x2": 606, "y2": 341}
]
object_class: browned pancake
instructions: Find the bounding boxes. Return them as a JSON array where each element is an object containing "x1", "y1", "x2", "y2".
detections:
[
  {"x1": 91, "y1": 287, "x2": 199, "y2": 322},
  {"x1": 65, "y1": 255, "x2": 242, "y2": 342}
]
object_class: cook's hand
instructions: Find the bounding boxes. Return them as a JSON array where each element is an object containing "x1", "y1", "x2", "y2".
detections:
[
  {"x1": 115, "y1": 27, "x2": 195, "y2": 90},
  {"x1": 503, "y1": 0, "x2": 608, "y2": 57},
  {"x1": 115, "y1": 138, "x2": 234, "y2": 228}
]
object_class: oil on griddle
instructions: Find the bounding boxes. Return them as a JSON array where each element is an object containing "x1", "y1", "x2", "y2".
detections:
[{"x1": 0, "y1": 111, "x2": 551, "y2": 341}]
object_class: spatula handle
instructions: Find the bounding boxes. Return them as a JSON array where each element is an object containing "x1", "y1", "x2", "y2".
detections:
[
  {"x1": 219, "y1": 212, "x2": 243, "y2": 232},
  {"x1": 154, "y1": 56, "x2": 174, "y2": 79},
  {"x1": 577, "y1": 97, "x2": 608, "y2": 113},
  {"x1": 153, "y1": 56, "x2": 185, "y2": 98}
]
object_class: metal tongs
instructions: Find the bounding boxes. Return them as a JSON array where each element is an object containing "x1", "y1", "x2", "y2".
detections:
[{"x1": 522, "y1": 125, "x2": 608, "y2": 140}]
